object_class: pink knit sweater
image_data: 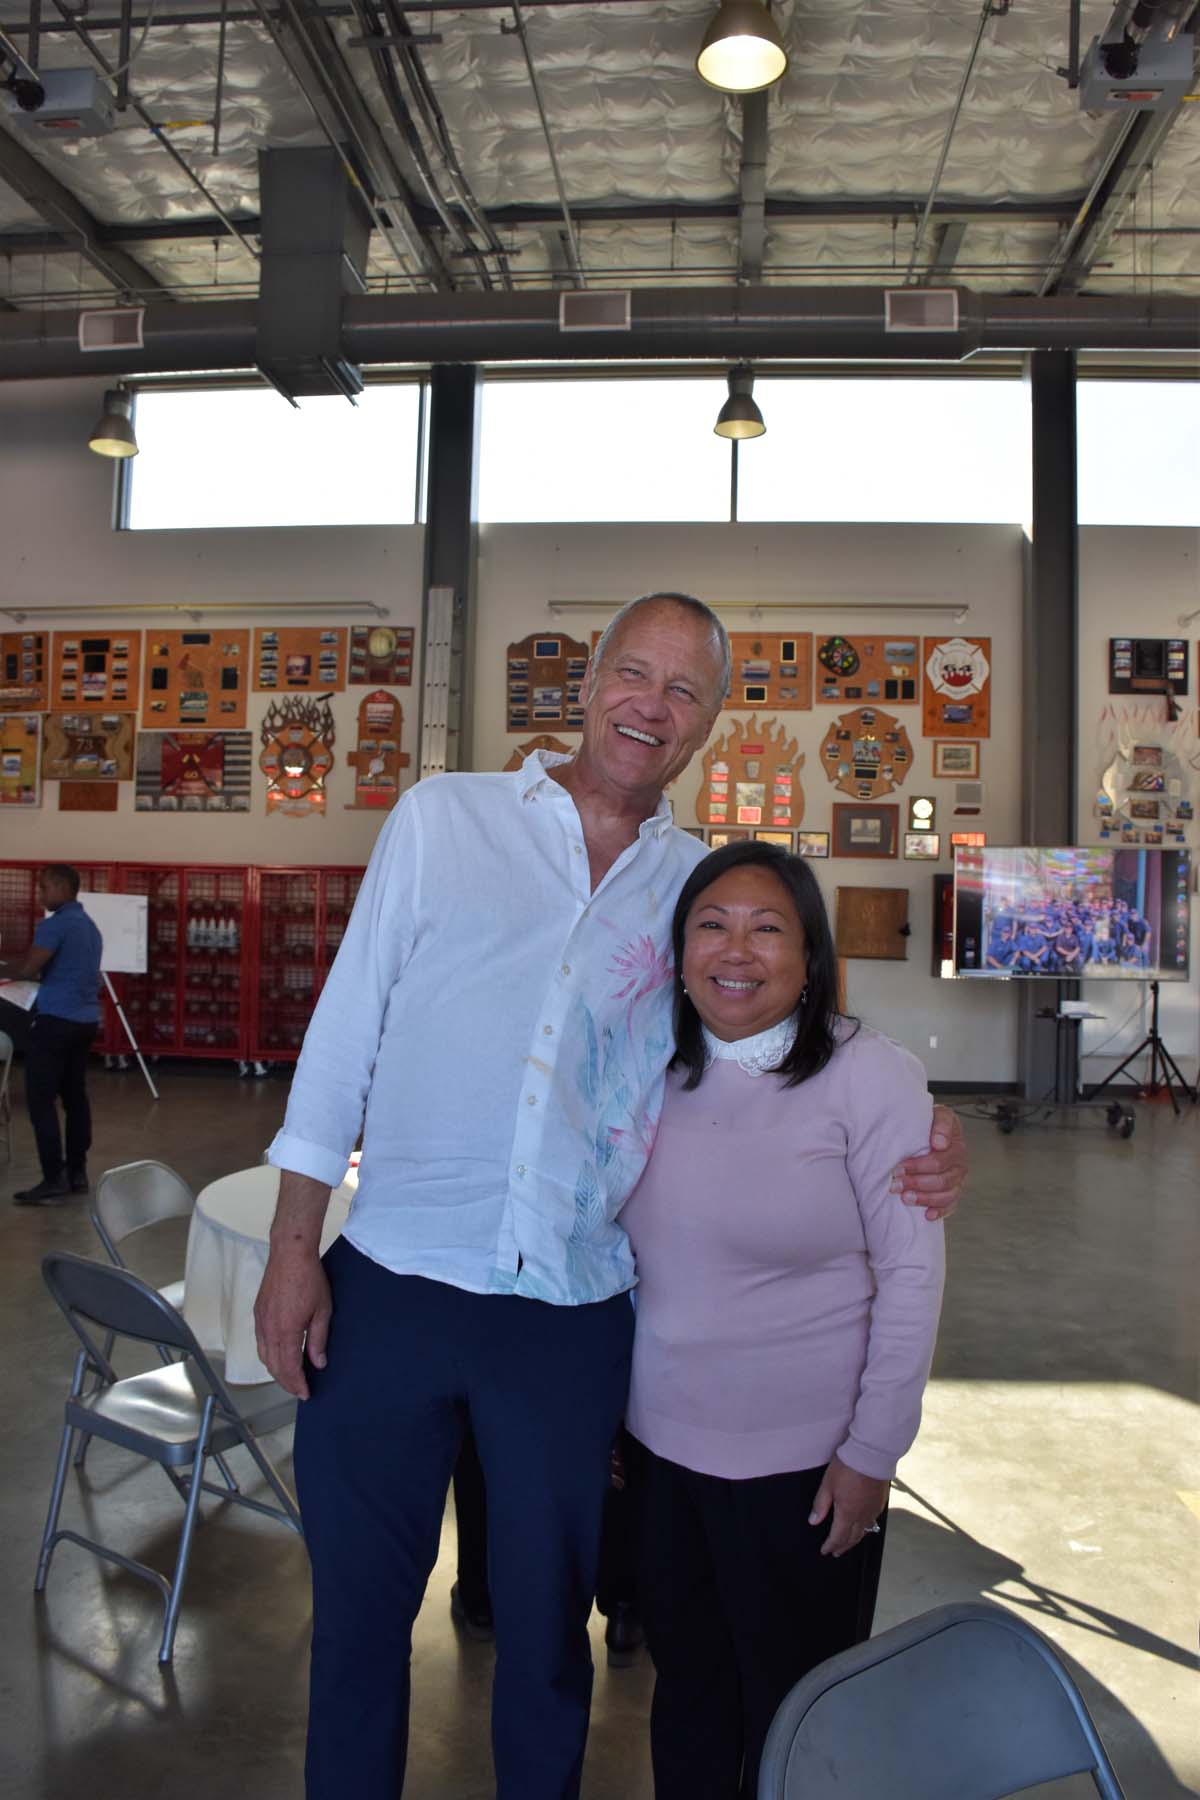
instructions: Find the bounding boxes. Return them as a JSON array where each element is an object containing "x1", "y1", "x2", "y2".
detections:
[{"x1": 622, "y1": 1024, "x2": 944, "y2": 1482}]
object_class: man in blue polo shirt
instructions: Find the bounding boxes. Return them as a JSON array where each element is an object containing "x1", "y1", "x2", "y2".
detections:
[{"x1": 0, "y1": 865, "x2": 103, "y2": 1206}]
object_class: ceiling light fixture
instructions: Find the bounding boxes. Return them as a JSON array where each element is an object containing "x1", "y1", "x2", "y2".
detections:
[
  {"x1": 87, "y1": 386, "x2": 139, "y2": 458},
  {"x1": 696, "y1": 0, "x2": 788, "y2": 94},
  {"x1": 714, "y1": 365, "x2": 766, "y2": 439}
]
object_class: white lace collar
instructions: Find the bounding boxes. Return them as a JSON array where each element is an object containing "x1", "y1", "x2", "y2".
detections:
[{"x1": 701, "y1": 1015, "x2": 798, "y2": 1077}]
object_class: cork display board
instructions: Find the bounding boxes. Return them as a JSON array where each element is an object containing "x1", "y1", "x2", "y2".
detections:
[
  {"x1": 507, "y1": 632, "x2": 589, "y2": 733},
  {"x1": 835, "y1": 886, "x2": 910, "y2": 959},
  {"x1": 0, "y1": 713, "x2": 40, "y2": 806},
  {"x1": 0, "y1": 631, "x2": 48, "y2": 711},
  {"x1": 503, "y1": 733, "x2": 572, "y2": 771},
  {"x1": 345, "y1": 690, "x2": 409, "y2": 810},
  {"x1": 697, "y1": 715, "x2": 805, "y2": 829},
  {"x1": 922, "y1": 635, "x2": 991, "y2": 739},
  {"x1": 819, "y1": 706, "x2": 913, "y2": 801},
  {"x1": 43, "y1": 711, "x2": 135, "y2": 781},
  {"x1": 142, "y1": 629, "x2": 250, "y2": 729},
  {"x1": 135, "y1": 731, "x2": 253, "y2": 812},
  {"x1": 725, "y1": 633, "x2": 813, "y2": 711},
  {"x1": 51, "y1": 629, "x2": 141, "y2": 712},
  {"x1": 348, "y1": 624, "x2": 413, "y2": 686},
  {"x1": 815, "y1": 634, "x2": 920, "y2": 706},
  {"x1": 254, "y1": 627, "x2": 346, "y2": 692}
]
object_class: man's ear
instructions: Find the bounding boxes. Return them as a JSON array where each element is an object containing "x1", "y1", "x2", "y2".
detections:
[{"x1": 579, "y1": 655, "x2": 596, "y2": 704}]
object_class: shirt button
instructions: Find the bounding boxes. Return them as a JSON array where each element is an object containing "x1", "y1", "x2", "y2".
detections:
[
  {"x1": 543, "y1": 1024, "x2": 554, "y2": 1036},
  {"x1": 573, "y1": 844, "x2": 583, "y2": 855},
  {"x1": 561, "y1": 962, "x2": 571, "y2": 976},
  {"x1": 527, "y1": 1094, "x2": 538, "y2": 1106},
  {"x1": 515, "y1": 1164, "x2": 526, "y2": 1177}
]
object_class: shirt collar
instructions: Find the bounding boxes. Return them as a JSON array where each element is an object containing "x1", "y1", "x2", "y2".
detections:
[
  {"x1": 702, "y1": 1015, "x2": 798, "y2": 1077},
  {"x1": 517, "y1": 750, "x2": 675, "y2": 839}
]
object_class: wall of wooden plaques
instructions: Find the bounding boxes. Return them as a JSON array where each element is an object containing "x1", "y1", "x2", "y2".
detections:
[
  {"x1": 0, "y1": 713, "x2": 40, "y2": 805},
  {"x1": 0, "y1": 631, "x2": 48, "y2": 711},
  {"x1": 254, "y1": 627, "x2": 346, "y2": 692},
  {"x1": 697, "y1": 715, "x2": 805, "y2": 829},
  {"x1": 348, "y1": 624, "x2": 413, "y2": 685},
  {"x1": 51, "y1": 629, "x2": 141, "y2": 712},
  {"x1": 345, "y1": 690, "x2": 408, "y2": 810},
  {"x1": 814, "y1": 632, "x2": 919, "y2": 706},
  {"x1": 142, "y1": 629, "x2": 250, "y2": 729},
  {"x1": 819, "y1": 706, "x2": 913, "y2": 800},
  {"x1": 507, "y1": 632, "x2": 589, "y2": 733},
  {"x1": 922, "y1": 635, "x2": 991, "y2": 739},
  {"x1": 135, "y1": 731, "x2": 253, "y2": 812}
]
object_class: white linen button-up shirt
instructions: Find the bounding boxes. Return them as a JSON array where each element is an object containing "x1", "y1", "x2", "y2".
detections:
[{"x1": 268, "y1": 752, "x2": 707, "y2": 1305}]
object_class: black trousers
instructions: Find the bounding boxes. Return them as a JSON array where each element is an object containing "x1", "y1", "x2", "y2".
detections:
[
  {"x1": 24, "y1": 1012, "x2": 97, "y2": 1182},
  {"x1": 632, "y1": 1438, "x2": 888, "y2": 1800},
  {"x1": 294, "y1": 1243, "x2": 634, "y2": 1800}
]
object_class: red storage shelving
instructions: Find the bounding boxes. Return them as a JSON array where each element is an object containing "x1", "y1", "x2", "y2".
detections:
[{"x1": 251, "y1": 865, "x2": 363, "y2": 1061}]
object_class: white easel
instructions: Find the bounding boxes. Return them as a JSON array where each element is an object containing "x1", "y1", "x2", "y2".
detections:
[{"x1": 79, "y1": 894, "x2": 159, "y2": 1101}]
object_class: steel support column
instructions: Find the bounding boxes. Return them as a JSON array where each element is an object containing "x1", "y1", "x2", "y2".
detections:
[
  {"x1": 1018, "y1": 349, "x2": 1079, "y2": 1101},
  {"x1": 418, "y1": 364, "x2": 479, "y2": 776}
]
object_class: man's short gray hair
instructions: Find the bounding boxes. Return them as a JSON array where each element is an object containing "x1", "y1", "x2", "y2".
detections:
[{"x1": 591, "y1": 592, "x2": 731, "y2": 702}]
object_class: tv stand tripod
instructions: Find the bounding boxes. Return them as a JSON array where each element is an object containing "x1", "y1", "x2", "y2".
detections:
[{"x1": 1085, "y1": 980, "x2": 1197, "y2": 1116}]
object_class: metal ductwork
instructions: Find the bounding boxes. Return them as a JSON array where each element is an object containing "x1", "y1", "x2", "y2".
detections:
[
  {"x1": 1, "y1": 288, "x2": 1198, "y2": 381},
  {"x1": 255, "y1": 146, "x2": 371, "y2": 401}
]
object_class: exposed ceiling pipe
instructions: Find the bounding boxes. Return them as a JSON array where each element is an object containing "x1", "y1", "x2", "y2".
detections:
[
  {"x1": 904, "y1": 0, "x2": 999, "y2": 284},
  {"x1": 25, "y1": 0, "x2": 674, "y2": 31},
  {"x1": 2, "y1": 287, "x2": 1197, "y2": 380},
  {"x1": 506, "y1": 0, "x2": 586, "y2": 288},
  {"x1": 737, "y1": 92, "x2": 768, "y2": 283}
]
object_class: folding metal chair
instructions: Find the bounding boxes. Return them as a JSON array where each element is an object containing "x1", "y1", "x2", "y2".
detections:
[
  {"x1": 91, "y1": 1159, "x2": 196, "y2": 1314},
  {"x1": 758, "y1": 1599, "x2": 1126, "y2": 1799},
  {"x1": 0, "y1": 1030, "x2": 13, "y2": 1163},
  {"x1": 38, "y1": 1251, "x2": 302, "y2": 1665}
]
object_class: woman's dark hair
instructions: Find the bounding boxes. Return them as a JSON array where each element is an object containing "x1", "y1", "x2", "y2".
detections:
[{"x1": 670, "y1": 840, "x2": 856, "y2": 1090}]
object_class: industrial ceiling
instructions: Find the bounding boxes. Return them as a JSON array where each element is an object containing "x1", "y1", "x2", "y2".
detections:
[{"x1": 0, "y1": 0, "x2": 1197, "y2": 354}]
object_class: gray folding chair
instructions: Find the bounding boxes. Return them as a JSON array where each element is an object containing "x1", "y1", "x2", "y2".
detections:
[
  {"x1": 38, "y1": 1251, "x2": 302, "y2": 1666},
  {"x1": 0, "y1": 1030, "x2": 13, "y2": 1163},
  {"x1": 91, "y1": 1159, "x2": 196, "y2": 1314},
  {"x1": 758, "y1": 1600, "x2": 1126, "y2": 1799}
]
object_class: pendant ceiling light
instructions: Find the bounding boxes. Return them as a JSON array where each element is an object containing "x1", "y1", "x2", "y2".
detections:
[
  {"x1": 714, "y1": 366, "x2": 766, "y2": 439},
  {"x1": 87, "y1": 387, "x2": 139, "y2": 458},
  {"x1": 697, "y1": 0, "x2": 788, "y2": 93}
]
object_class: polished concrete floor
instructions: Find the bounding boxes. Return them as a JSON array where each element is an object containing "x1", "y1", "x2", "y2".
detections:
[{"x1": 0, "y1": 1066, "x2": 1197, "y2": 1799}]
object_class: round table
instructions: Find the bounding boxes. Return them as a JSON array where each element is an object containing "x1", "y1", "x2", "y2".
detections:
[{"x1": 183, "y1": 1161, "x2": 358, "y2": 1384}]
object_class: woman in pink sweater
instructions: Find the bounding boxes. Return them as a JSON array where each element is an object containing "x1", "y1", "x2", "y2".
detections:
[{"x1": 621, "y1": 839, "x2": 945, "y2": 1798}]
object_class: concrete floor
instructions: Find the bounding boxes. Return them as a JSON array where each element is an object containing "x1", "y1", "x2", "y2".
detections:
[{"x1": 0, "y1": 1065, "x2": 1197, "y2": 1799}]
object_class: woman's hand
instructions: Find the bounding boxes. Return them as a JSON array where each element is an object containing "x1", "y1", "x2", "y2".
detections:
[{"x1": 808, "y1": 1455, "x2": 889, "y2": 1558}]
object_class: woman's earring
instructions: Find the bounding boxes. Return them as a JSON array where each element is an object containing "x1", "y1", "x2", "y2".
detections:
[{"x1": 799, "y1": 983, "x2": 809, "y2": 1006}]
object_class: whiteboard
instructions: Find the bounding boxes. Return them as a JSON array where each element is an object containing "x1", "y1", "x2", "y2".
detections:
[{"x1": 78, "y1": 893, "x2": 148, "y2": 975}]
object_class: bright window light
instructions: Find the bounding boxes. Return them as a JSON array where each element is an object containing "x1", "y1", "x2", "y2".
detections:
[
  {"x1": 479, "y1": 379, "x2": 732, "y2": 523},
  {"x1": 1078, "y1": 382, "x2": 1199, "y2": 527},
  {"x1": 737, "y1": 379, "x2": 1031, "y2": 525},
  {"x1": 126, "y1": 384, "x2": 422, "y2": 529}
]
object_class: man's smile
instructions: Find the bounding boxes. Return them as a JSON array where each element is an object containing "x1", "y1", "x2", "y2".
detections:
[{"x1": 614, "y1": 724, "x2": 665, "y2": 747}]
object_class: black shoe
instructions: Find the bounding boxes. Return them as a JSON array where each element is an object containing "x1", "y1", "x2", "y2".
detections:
[
  {"x1": 68, "y1": 1168, "x2": 90, "y2": 1194},
  {"x1": 604, "y1": 1602, "x2": 645, "y2": 1668},
  {"x1": 449, "y1": 1581, "x2": 495, "y2": 1642},
  {"x1": 13, "y1": 1177, "x2": 70, "y2": 1206}
]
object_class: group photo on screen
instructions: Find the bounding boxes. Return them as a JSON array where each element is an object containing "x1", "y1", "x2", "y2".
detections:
[{"x1": 954, "y1": 846, "x2": 1190, "y2": 980}]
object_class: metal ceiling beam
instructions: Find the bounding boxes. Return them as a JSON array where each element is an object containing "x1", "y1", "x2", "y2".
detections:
[
  {"x1": 904, "y1": 0, "x2": 997, "y2": 283},
  {"x1": 921, "y1": 221, "x2": 968, "y2": 285},
  {"x1": 1040, "y1": 9, "x2": 1200, "y2": 296},
  {"x1": 2, "y1": 287, "x2": 1197, "y2": 380},
  {"x1": 0, "y1": 128, "x2": 171, "y2": 299},
  {"x1": 17, "y1": 0, "x2": 686, "y2": 27},
  {"x1": 737, "y1": 93, "x2": 767, "y2": 284}
]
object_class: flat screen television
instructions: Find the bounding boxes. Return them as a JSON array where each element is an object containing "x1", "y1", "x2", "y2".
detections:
[{"x1": 953, "y1": 846, "x2": 1190, "y2": 980}]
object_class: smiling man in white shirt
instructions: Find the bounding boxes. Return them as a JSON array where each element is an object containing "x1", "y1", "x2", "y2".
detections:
[{"x1": 254, "y1": 592, "x2": 966, "y2": 1800}]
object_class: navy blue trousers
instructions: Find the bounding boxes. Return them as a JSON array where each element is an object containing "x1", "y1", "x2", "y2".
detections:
[{"x1": 294, "y1": 1240, "x2": 635, "y2": 1800}]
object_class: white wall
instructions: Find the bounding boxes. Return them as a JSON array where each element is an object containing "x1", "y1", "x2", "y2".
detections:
[
  {"x1": 0, "y1": 379, "x2": 425, "y2": 867},
  {"x1": 1077, "y1": 526, "x2": 1199, "y2": 1083},
  {"x1": 474, "y1": 522, "x2": 1025, "y2": 1084}
]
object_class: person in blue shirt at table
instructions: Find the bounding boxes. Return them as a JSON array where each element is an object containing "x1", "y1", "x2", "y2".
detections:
[
  {"x1": 252, "y1": 592, "x2": 969, "y2": 1800},
  {"x1": 0, "y1": 865, "x2": 102, "y2": 1206}
]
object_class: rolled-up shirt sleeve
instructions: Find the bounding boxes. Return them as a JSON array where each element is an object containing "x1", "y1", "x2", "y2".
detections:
[
  {"x1": 836, "y1": 1034, "x2": 945, "y2": 1481},
  {"x1": 268, "y1": 790, "x2": 423, "y2": 1188}
]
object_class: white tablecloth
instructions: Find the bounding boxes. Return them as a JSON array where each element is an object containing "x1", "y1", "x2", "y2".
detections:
[{"x1": 183, "y1": 1162, "x2": 357, "y2": 1384}]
